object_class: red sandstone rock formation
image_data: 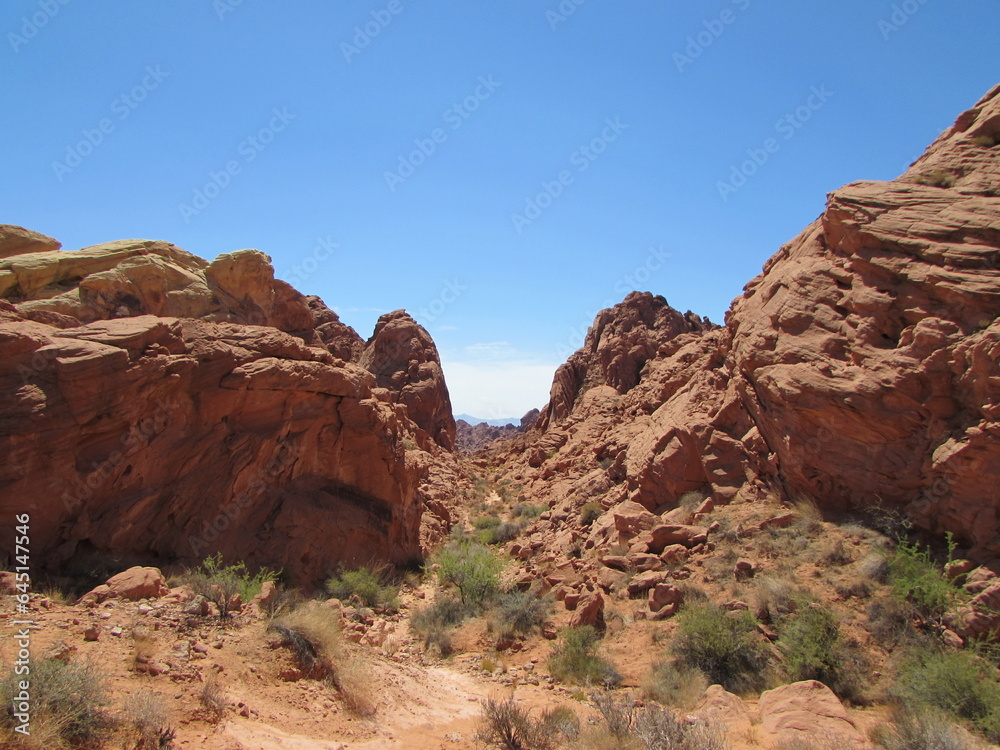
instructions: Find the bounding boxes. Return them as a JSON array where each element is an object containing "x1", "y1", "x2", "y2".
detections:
[
  {"x1": 496, "y1": 84, "x2": 1000, "y2": 561},
  {"x1": 360, "y1": 310, "x2": 456, "y2": 451},
  {"x1": 0, "y1": 232, "x2": 460, "y2": 585}
]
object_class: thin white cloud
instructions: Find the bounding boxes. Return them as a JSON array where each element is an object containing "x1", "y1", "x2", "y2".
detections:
[
  {"x1": 441, "y1": 358, "x2": 558, "y2": 419},
  {"x1": 464, "y1": 341, "x2": 516, "y2": 359}
]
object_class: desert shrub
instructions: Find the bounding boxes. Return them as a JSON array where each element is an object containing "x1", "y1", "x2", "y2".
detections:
[
  {"x1": 512, "y1": 504, "x2": 546, "y2": 519},
  {"x1": 491, "y1": 591, "x2": 550, "y2": 638},
  {"x1": 579, "y1": 502, "x2": 603, "y2": 526},
  {"x1": 916, "y1": 169, "x2": 958, "y2": 188},
  {"x1": 888, "y1": 538, "x2": 964, "y2": 618},
  {"x1": 183, "y1": 553, "x2": 280, "y2": 617},
  {"x1": 972, "y1": 134, "x2": 998, "y2": 148},
  {"x1": 475, "y1": 515, "x2": 503, "y2": 531},
  {"x1": 820, "y1": 539, "x2": 855, "y2": 566},
  {"x1": 325, "y1": 564, "x2": 398, "y2": 610},
  {"x1": 269, "y1": 600, "x2": 341, "y2": 678},
  {"x1": 0, "y1": 658, "x2": 111, "y2": 748},
  {"x1": 479, "y1": 521, "x2": 523, "y2": 546},
  {"x1": 867, "y1": 597, "x2": 919, "y2": 646},
  {"x1": 333, "y1": 657, "x2": 377, "y2": 717},
  {"x1": 475, "y1": 696, "x2": 575, "y2": 750},
  {"x1": 120, "y1": 690, "x2": 176, "y2": 749},
  {"x1": 672, "y1": 603, "x2": 769, "y2": 694},
  {"x1": 548, "y1": 626, "x2": 621, "y2": 688},
  {"x1": 642, "y1": 660, "x2": 709, "y2": 709},
  {"x1": 410, "y1": 595, "x2": 471, "y2": 654},
  {"x1": 634, "y1": 704, "x2": 726, "y2": 750},
  {"x1": 776, "y1": 602, "x2": 869, "y2": 702},
  {"x1": 753, "y1": 577, "x2": 800, "y2": 624},
  {"x1": 436, "y1": 539, "x2": 503, "y2": 606},
  {"x1": 199, "y1": 675, "x2": 226, "y2": 722},
  {"x1": 589, "y1": 693, "x2": 725, "y2": 749},
  {"x1": 892, "y1": 648, "x2": 1000, "y2": 741},
  {"x1": 870, "y1": 704, "x2": 988, "y2": 750},
  {"x1": 859, "y1": 552, "x2": 892, "y2": 583}
]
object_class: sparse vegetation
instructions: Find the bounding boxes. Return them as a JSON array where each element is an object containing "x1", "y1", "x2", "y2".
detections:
[
  {"x1": 512, "y1": 503, "x2": 546, "y2": 519},
  {"x1": 972, "y1": 134, "x2": 998, "y2": 148},
  {"x1": 182, "y1": 553, "x2": 280, "y2": 618},
  {"x1": 548, "y1": 626, "x2": 621, "y2": 688},
  {"x1": 887, "y1": 536, "x2": 964, "y2": 619},
  {"x1": 892, "y1": 648, "x2": 1000, "y2": 741},
  {"x1": 199, "y1": 675, "x2": 226, "y2": 723},
  {"x1": 325, "y1": 564, "x2": 399, "y2": 610},
  {"x1": 870, "y1": 704, "x2": 988, "y2": 750},
  {"x1": 436, "y1": 538, "x2": 504, "y2": 605},
  {"x1": 475, "y1": 697, "x2": 579, "y2": 750},
  {"x1": 585, "y1": 692, "x2": 726, "y2": 750},
  {"x1": 269, "y1": 600, "x2": 342, "y2": 678},
  {"x1": 490, "y1": 591, "x2": 551, "y2": 639},
  {"x1": 671, "y1": 602, "x2": 770, "y2": 694},
  {"x1": 915, "y1": 169, "x2": 958, "y2": 188},
  {"x1": 411, "y1": 595, "x2": 471, "y2": 654},
  {"x1": 579, "y1": 501, "x2": 603, "y2": 526},
  {"x1": 0, "y1": 658, "x2": 111, "y2": 748},
  {"x1": 120, "y1": 690, "x2": 176, "y2": 750},
  {"x1": 642, "y1": 660, "x2": 709, "y2": 709}
]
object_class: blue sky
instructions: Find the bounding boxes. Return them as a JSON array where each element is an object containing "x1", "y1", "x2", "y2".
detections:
[{"x1": 3, "y1": 1, "x2": 997, "y2": 418}]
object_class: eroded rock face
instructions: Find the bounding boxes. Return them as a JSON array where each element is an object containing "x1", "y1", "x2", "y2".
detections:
[
  {"x1": 0, "y1": 233, "x2": 464, "y2": 585},
  {"x1": 729, "y1": 83, "x2": 1000, "y2": 558},
  {"x1": 360, "y1": 310, "x2": 456, "y2": 451},
  {"x1": 0, "y1": 233, "x2": 314, "y2": 333},
  {"x1": 495, "y1": 84, "x2": 1000, "y2": 561}
]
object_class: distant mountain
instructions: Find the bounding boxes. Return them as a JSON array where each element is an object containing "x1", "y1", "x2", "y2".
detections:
[{"x1": 455, "y1": 414, "x2": 519, "y2": 428}]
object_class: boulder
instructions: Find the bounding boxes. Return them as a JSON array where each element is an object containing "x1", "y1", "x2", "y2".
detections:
[
  {"x1": 758, "y1": 680, "x2": 866, "y2": 748},
  {"x1": 105, "y1": 567, "x2": 170, "y2": 600},
  {"x1": 569, "y1": 590, "x2": 604, "y2": 629}
]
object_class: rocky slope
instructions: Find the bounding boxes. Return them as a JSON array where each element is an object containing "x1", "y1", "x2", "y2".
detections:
[
  {"x1": 494, "y1": 84, "x2": 1000, "y2": 565},
  {"x1": 0, "y1": 230, "x2": 460, "y2": 586}
]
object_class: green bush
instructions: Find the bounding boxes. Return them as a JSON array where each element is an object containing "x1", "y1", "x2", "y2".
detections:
[
  {"x1": 325, "y1": 565, "x2": 399, "y2": 610},
  {"x1": 893, "y1": 648, "x2": 1000, "y2": 741},
  {"x1": 474, "y1": 515, "x2": 502, "y2": 530},
  {"x1": 436, "y1": 539, "x2": 503, "y2": 606},
  {"x1": 548, "y1": 626, "x2": 621, "y2": 688},
  {"x1": 888, "y1": 538, "x2": 964, "y2": 618},
  {"x1": 0, "y1": 658, "x2": 111, "y2": 747},
  {"x1": 183, "y1": 553, "x2": 280, "y2": 617},
  {"x1": 777, "y1": 602, "x2": 869, "y2": 703},
  {"x1": 672, "y1": 603, "x2": 769, "y2": 694},
  {"x1": 490, "y1": 591, "x2": 550, "y2": 638}
]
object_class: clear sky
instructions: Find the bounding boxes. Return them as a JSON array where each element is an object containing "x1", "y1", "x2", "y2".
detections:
[{"x1": 3, "y1": 1, "x2": 997, "y2": 418}]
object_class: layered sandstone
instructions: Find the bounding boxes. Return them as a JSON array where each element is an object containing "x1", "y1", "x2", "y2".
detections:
[
  {"x1": 0, "y1": 231, "x2": 460, "y2": 585},
  {"x1": 495, "y1": 84, "x2": 1000, "y2": 561}
]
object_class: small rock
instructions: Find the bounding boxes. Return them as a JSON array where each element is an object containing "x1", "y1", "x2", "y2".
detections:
[
  {"x1": 83, "y1": 626, "x2": 100, "y2": 642},
  {"x1": 942, "y1": 629, "x2": 965, "y2": 648},
  {"x1": 734, "y1": 558, "x2": 756, "y2": 580},
  {"x1": 110, "y1": 626, "x2": 123, "y2": 637}
]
